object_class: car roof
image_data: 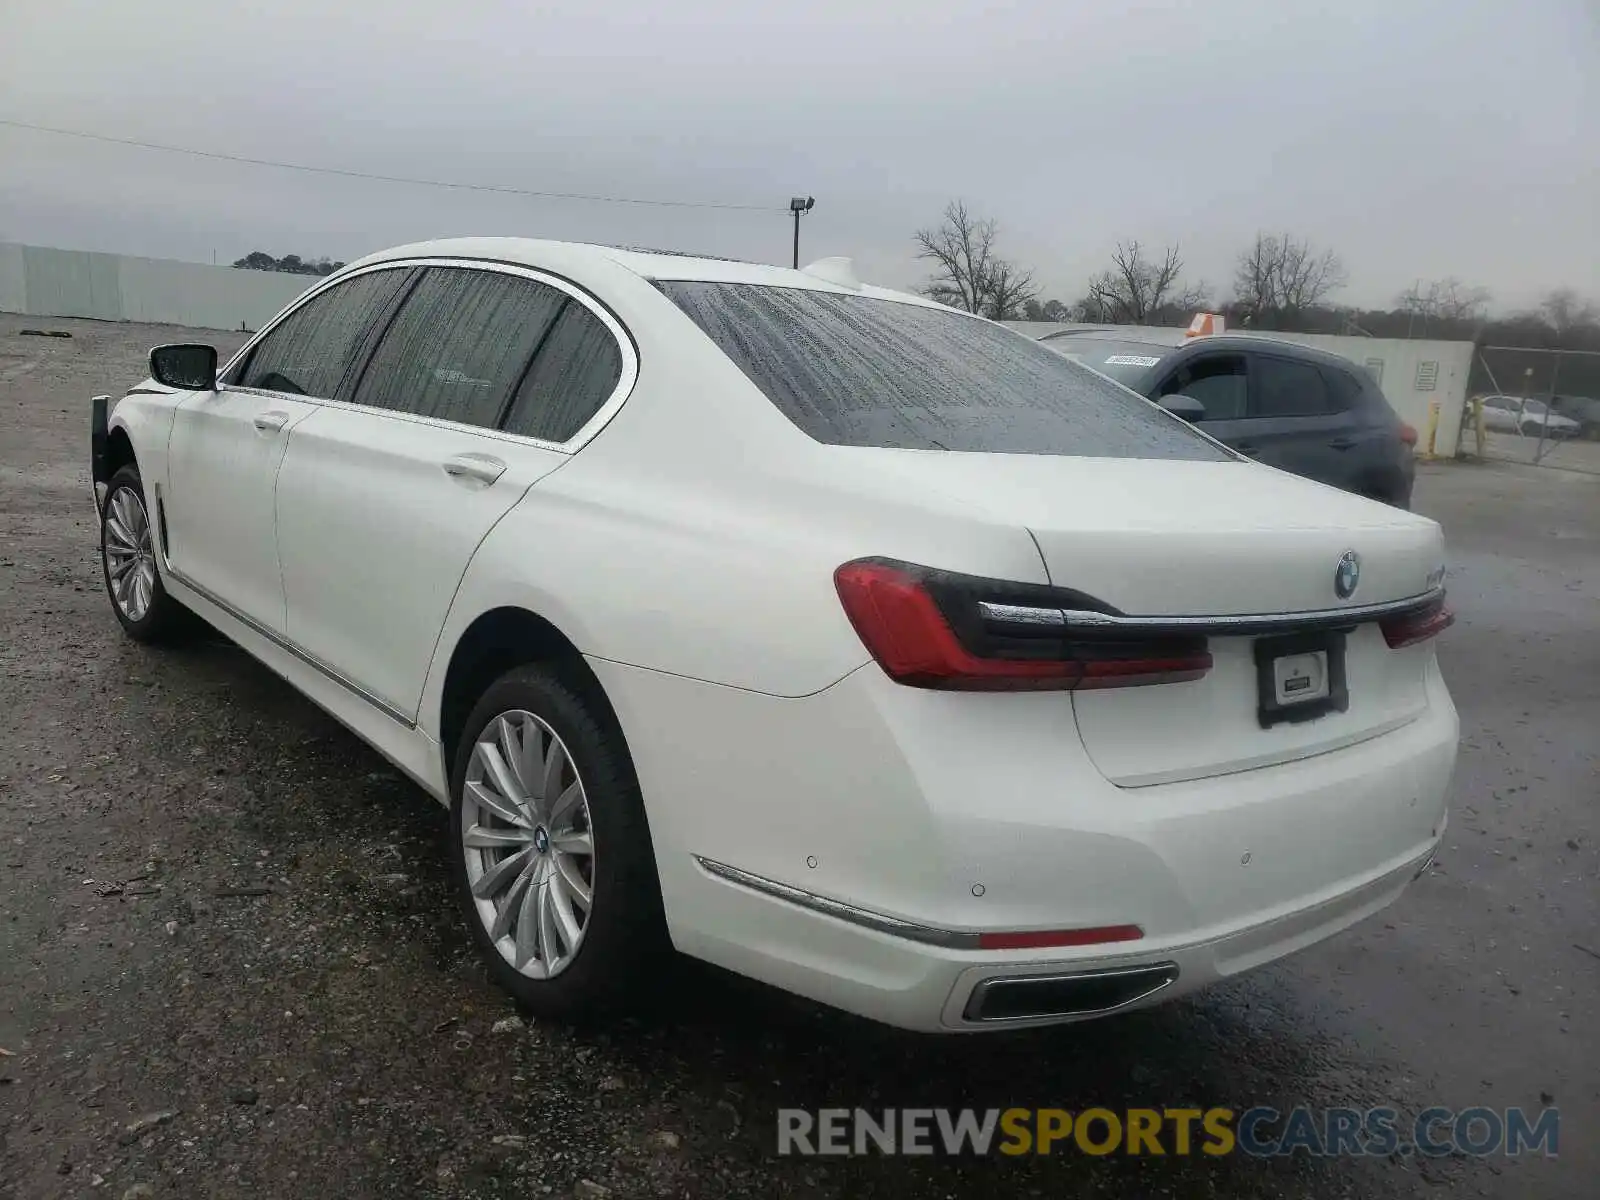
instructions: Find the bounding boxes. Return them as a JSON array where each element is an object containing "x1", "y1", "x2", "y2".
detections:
[
  {"x1": 342, "y1": 236, "x2": 943, "y2": 308},
  {"x1": 1041, "y1": 326, "x2": 1188, "y2": 348},
  {"x1": 1044, "y1": 327, "x2": 1375, "y2": 372}
]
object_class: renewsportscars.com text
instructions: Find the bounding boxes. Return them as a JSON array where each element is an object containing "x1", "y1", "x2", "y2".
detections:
[{"x1": 776, "y1": 1106, "x2": 1559, "y2": 1158}]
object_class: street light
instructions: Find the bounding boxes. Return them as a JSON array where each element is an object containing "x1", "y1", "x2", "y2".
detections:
[{"x1": 789, "y1": 196, "x2": 814, "y2": 268}]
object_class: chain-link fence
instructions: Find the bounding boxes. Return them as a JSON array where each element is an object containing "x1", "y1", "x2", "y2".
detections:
[{"x1": 1463, "y1": 345, "x2": 1600, "y2": 474}]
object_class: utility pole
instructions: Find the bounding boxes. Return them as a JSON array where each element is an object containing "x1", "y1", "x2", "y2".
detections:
[{"x1": 789, "y1": 196, "x2": 814, "y2": 268}]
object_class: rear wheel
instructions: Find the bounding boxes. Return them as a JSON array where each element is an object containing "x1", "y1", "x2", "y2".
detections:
[
  {"x1": 101, "y1": 465, "x2": 189, "y2": 643},
  {"x1": 448, "y1": 664, "x2": 665, "y2": 1019}
]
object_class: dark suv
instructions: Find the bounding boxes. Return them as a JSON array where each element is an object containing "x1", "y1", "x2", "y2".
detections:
[{"x1": 1041, "y1": 329, "x2": 1418, "y2": 507}]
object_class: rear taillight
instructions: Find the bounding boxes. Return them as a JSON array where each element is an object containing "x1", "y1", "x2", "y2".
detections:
[
  {"x1": 833, "y1": 559, "x2": 1212, "y2": 691},
  {"x1": 1380, "y1": 597, "x2": 1455, "y2": 648},
  {"x1": 1398, "y1": 422, "x2": 1419, "y2": 447}
]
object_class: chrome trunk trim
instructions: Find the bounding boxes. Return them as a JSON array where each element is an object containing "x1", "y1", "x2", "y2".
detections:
[{"x1": 978, "y1": 586, "x2": 1446, "y2": 636}]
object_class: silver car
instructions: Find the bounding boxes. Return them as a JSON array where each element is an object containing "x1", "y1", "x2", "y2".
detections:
[{"x1": 1479, "y1": 395, "x2": 1582, "y2": 439}]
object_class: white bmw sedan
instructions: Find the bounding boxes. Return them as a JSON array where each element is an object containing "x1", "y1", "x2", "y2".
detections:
[{"x1": 91, "y1": 239, "x2": 1457, "y2": 1031}]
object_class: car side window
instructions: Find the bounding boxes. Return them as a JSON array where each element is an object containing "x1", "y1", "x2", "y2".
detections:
[
  {"x1": 352, "y1": 268, "x2": 567, "y2": 428},
  {"x1": 1159, "y1": 355, "x2": 1247, "y2": 421},
  {"x1": 232, "y1": 270, "x2": 410, "y2": 398},
  {"x1": 502, "y1": 301, "x2": 624, "y2": 442},
  {"x1": 1253, "y1": 355, "x2": 1333, "y2": 417},
  {"x1": 1320, "y1": 367, "x2": 1362, "y2": 411}
]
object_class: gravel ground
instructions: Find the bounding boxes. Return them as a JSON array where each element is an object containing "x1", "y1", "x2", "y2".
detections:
[{"x1": 2, "y1": 313, "x2": 1596, "y2": 1200}]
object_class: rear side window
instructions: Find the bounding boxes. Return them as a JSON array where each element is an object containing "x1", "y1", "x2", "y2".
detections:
[
  {"x1": 502, "y1": 303, "x2": 624, "y2": 442},
  {"x1": 353, "y1": 268, "x2": 566, "y2": 429},
  {"x1": 1321, "y1": 367, "x2": 1366, "y2": 411},
  {"x1": 657, "y1": 282, "x2": 1226, "y2": 460},
  {"x1": 234, "y1": 269, "x2": 409, "y2": 398},
  {"x1": 1253, "y1": 355, "x2": 1334, "y2": 417}
]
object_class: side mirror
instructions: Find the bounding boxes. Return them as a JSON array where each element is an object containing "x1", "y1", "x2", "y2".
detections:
[
  {"x1": 1159, "y1": 393, "x2": 1206, "y2": 422},
  {"x1": 150, "y1": 344, "x2": 218, "y2": 391}
]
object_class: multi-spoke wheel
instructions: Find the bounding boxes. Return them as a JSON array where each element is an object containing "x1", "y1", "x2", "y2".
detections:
[
  {"x1": 462, "y1": 710, "x2": 595, "y2": 978},
  {"x1": 104, "y1": 484, "x2": 157, "y2": 622},
  {"x1": 100, "y1": 464, "x2": 187, "y2": 642},
  {"x1": 449, "y1": 665, "x2": 665, "y2": 1018}
]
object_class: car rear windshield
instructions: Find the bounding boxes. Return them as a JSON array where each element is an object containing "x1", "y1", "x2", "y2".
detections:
[
  {"x1": 1039, "y1": 337, "x2": 1174, "y2": 390},
  {"x1": 656, "y1": 282, "x2": 1227, "y2": 460}
]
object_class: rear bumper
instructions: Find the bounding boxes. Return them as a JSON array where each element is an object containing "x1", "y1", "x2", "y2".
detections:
[{"x1": 591, "y1": 656, "x2": 1457, "y2": 1033}]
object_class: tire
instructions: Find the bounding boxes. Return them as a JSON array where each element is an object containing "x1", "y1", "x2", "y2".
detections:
[
  {"x1": 100, "y1": 464, "x2": 189, "y2": 643},
  {"x1": 448, "y1": 663, "x2": 666, "y2": 1020}
]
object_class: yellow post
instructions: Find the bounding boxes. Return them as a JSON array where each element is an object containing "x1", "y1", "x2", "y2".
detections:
[{"x1": 1421, "y1": 400, "x2": 1441, "y2": 461}]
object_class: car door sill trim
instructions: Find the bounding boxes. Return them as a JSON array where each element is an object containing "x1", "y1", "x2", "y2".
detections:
[{"x1": 160, "y1": 557, "x2": 416, "y2": 729}]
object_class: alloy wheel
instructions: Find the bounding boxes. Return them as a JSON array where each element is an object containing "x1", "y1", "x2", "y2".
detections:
[
  {"x1": 104, "y1": 487, "x2": 157, "y2": 623},
  {"x1": 462, "y1": 709, "x2": 596, "y2": 978}
]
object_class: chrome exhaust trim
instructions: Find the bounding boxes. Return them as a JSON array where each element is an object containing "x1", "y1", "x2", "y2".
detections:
[{"x1": 963, "y1": 962, "x2": 1180, "y2": 1024}]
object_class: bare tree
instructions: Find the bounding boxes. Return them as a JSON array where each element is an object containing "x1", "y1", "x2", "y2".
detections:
[
  {"x1": 914, "y1": 201, "x2": 1035, "y2": 318},
  {"x1": 985, "y1": 260, "x2": 1038, "y2": 321},
  {"x1": 914, "y1": 201, "x2": 994, "y2": 313},
  {"x1": 1082, "y1": 241, "x2": 1210, "y2": 324},
  {"x1": 1538, "y1": 287, "x2": 1599, "y2": 336},
  {"x1": 1396, "y1": 277, "x2": 1492, "y2": 334},
  {"x1": 1232, "y1": 233, "x2": 1347, "y2": 325}
]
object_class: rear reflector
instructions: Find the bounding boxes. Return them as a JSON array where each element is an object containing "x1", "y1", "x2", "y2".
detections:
[
  {"x1": 833, "y1": 558, "x2": 1212, "y2": 691},
  {"x1": 1380, "y1": 597, "x2": 1455, "y2": 648},
  {"x1": 977, "y1": 924, "x2": 1144, "y2": 951}
]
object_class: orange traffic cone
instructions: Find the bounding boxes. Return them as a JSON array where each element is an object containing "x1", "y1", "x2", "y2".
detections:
[{"x1": 1185, "y1": 312, "x2": 1225, "y2": 338}]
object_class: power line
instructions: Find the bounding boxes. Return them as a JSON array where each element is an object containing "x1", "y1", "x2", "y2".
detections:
[{"x1": 0, "y1": 118, "x2": 783, "y2": 213}]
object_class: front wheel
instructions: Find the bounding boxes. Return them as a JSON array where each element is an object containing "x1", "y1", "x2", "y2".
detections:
[
  {"x1": 448, "y1": 664, "x2": 666, "y2": 1019},
  {"x1": 101, "y1": 465, "x2": 189, "y2": 643}
]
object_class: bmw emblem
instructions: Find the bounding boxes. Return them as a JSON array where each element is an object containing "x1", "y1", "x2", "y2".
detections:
[
  {"x1": 532, "y1": 826, "x2": 550, "y2": 854},
  {"x1": 1334, "y1": 551, "x2": 1361, "y2": 600}
]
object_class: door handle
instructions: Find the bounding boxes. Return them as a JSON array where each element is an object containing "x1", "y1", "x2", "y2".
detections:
[
  {"x1": 442, "y1": 452, "x2": 507, "y2": 486},
  {"x1": 1329, "y1": 436, "x2": 1357, "y2": 451},
  {"x1": 252, "y1": 411, "x2": 290, "y2": 434}
]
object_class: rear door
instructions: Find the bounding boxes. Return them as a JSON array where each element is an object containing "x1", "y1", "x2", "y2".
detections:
[
  {"x1": 273, "y1": 262, "x2": 630, "y2": 722},
  {"x1": 1233, "y1": 351, "x2": 1358, "y2": 488},
  {"x1": 164, "y1": 268, "x2": 412, "y2": 631}
]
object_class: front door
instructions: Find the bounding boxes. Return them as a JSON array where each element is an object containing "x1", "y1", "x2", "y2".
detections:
[
  {"x1": 162, "y1": 267, "x2": 415, "y2": 631},
  {"x1": 164, "y1": 388, "x2": 317, "y2": 630},
  {"x1": 1154, "y1": 351, "x2": 1252, "y2": 454}
]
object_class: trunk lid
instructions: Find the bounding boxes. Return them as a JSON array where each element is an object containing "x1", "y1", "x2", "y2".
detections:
[{"x1": 832, "y1": 450, "x2": 1448, "y2": 785}]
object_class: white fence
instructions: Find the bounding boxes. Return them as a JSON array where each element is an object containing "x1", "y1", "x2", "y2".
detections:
[
  {"x1": 1009, "y1": 322, "x2": 1473, "y2": 457},
  {"x1": 0, "y1": 241, "x2": 311, "y2": 332}
]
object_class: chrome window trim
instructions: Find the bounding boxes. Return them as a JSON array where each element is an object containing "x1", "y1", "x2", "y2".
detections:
[
  {"x1": 216, "y1": 256, "x2": 639, "y2": 454},
  {"x1": 977, "y1": 585, "x2": 1446, "y2": 635}
]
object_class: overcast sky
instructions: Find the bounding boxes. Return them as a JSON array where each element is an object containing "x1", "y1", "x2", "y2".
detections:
[{"x1": 2, "y1": 0, "x2": 1595, "y2": 311}]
